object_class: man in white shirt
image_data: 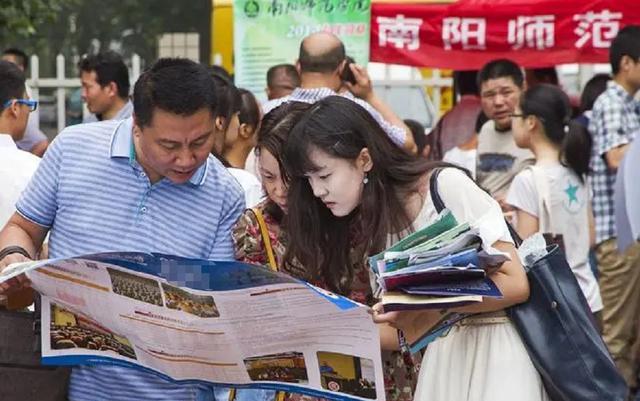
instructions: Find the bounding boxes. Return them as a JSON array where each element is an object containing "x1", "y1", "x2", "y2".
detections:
[
  {"x1": 0, "y1": 60, "x2": 40, "y2": 227},
  {"x1": 2, "y1": 47, "x2": 49, "y2": 157},
  {"x1": 0, "y1": 60, "x2": 67, "y2": 401},
  {"x1": 79, "y1": 51, "x2": 133, "y2": 123}
]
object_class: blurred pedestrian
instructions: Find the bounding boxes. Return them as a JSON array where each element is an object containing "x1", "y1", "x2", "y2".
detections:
[
  {"x1": 261, "y1": 32, "x2": 416, "y2": 153},
  {"x1": 476, "y1": 59, "x2": 534, "y2": 208},
  {"x1": 2, "y1": 47, "x2": 49, "y2": 156},
  {"x1": 265, "y1": 63, "x2": 300, "y2": 100},
  {"x1": 404, "y1": 119, "x2": 432, "y2": 159},
  {"x1": 225, "y1": 88, "x2": 263, "y2": 207},
  {"x1": 443, "y1": 112, "x2": 487, "y2": 179},
  {"x1": 79, "y1": 51, "x2": 132, "y2": 122},
  {"x1": 506, "y1": 84, "x2": 602, "y2": 319},
  {"x1": 588, "y1": 25, "x2": 640, "y2": 389},
  {"x1": 429, "y1": 70, "x2": 481, "y2": 158}
]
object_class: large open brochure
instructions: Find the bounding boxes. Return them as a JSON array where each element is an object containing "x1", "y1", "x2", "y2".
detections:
[{"x1": 1, "y1": 253, "x2": 384, "y2": 401}]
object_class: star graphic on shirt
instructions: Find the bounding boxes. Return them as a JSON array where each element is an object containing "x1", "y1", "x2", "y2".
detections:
[{"x1": 565, "y1": 183, "x2": 579, "y2": 204}]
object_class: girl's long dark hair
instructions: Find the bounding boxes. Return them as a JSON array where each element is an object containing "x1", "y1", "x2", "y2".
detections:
[
  {"x1": 521, "y1": 84, "x2": 592, "y2": 182},
  {"x1": 257, "y1": 101, "x2": 312, "y2": 221},
  {"x1": 283, "y1": 96, "x2": 439, "y2": 294}
]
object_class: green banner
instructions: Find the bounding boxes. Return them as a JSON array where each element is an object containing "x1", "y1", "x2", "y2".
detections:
[{"x1": 233, "y1": 0, "x2": 371, "y2": 101}]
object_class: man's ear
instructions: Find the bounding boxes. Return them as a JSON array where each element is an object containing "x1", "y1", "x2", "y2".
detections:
[
  {"x1": 295, "y1": 60, "x2": 301, "y2": 75},
  {"x1": 132, "y1": 114, "x2": 143, "y2": 138},
  {"x1": 620, "y1": 55, "x2": 635, "y2": 73},
  {"x1": 357, "y1": 147, "x2": 373, "y2": 172},
  {"x1": 105, "y1": 81, "x2": 119, "y2": 98},
  {"x1": 5, "y1": 100, "x2": 20, "y2": 119},
  {"x1": 337, "y1": 59, "x2": 347, "y2": 76}
]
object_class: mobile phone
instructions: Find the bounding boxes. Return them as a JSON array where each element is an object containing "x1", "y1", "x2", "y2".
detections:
[{"x1": 341, "y1": 56, "x2": 357, "y2": 85}]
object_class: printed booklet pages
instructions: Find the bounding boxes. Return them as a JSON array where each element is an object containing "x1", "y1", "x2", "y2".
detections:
[{"x1": 1, "y1": 253, "x2": 384, "y2": 401}]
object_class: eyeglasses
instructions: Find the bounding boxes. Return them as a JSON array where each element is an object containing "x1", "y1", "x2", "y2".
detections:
[
  {"x1": 2, "y1": 99, "x2": 38, "y2": 112},
  {"x1": 510, "y1": 113, "x2": 546, "y2": 123}
]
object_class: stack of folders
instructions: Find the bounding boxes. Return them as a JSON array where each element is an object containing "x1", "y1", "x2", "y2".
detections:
[
  {"x1": 370, "y1": 209, "x2": 510, "y2": 351},
  {"x1": 370, "y1": 209, "x2": 508, "y2": 313}
]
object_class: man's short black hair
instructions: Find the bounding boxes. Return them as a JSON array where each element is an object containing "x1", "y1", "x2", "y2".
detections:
[
  {"x1": 610, "y1": 25, "x2": 640, "y2": 75},
  {"x1": 78, "y1": 51, "x2": 130, "y2": 98},
  {"x1": 2, "y1": 48, "x2": 28, "y2": 71},
  {"x1": 477, "y1": 59, "x2": 524, "y2": 89},
  {"x1": 133, "y1": 58, "x2": 217, "y2": 128},
  {"x1": 298, "y1": 41, "x2": 346, "y2": 73},
  {"x1": 454, "y1": 70, "x2": 479, "y2": 96},
  {"x1": 0, "y1": 60, "x2": 26, "y2": 108},
  {"x1": 266, "y1": 64, "x2": 300, "y2": 89}
]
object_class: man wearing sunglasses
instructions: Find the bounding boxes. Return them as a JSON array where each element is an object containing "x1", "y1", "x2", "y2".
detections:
[
  {"x1": 2, "y1": 47, "x2": 50, "y2": 157},
  {"x1": 0, "y1": 60, "x2": 40, "y2": 228},
  {"x1": 0, "y1": 60, "x2": 70, "y2": 400}
]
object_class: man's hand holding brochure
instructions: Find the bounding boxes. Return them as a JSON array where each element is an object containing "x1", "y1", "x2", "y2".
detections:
[{"x1": 0, "y1": 253, "x2": 386, "y2": 401}]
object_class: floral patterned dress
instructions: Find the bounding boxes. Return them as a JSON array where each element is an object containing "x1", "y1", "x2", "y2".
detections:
[{"x1": 233, "y1": 200, "x2": 418, "y2": 401}]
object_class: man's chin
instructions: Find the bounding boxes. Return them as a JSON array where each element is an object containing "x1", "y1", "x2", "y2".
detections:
[
  {"x1": 494, "y1": 119, "x2": 512, "y2": 131},
  {"x1": 167, "y1": 171, "x2": 195, "y2": 184}
]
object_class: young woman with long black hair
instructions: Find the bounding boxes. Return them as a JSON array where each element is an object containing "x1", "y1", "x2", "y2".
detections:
[{"x1": 282, "y1": 95, "x2": 549, "y2": 401}]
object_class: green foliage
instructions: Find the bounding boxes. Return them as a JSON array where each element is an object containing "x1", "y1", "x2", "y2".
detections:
[
  {"x1": 0, "y1": 0, "x2": 210, "y2": 75},
  {"x1": 0, "y1": 0, "x2": 74, "y2": 38}
]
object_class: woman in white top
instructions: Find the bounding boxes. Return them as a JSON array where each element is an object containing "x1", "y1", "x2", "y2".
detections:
[
  {"x1": 211, "y1": 76, "x2": 264, "y2": 207},
  {"x1": 506, "y1": 84, "x2": 602, "y2": 315},
  {"x1": 283, "y1": 96, "x2": 549, "y2": 401}
]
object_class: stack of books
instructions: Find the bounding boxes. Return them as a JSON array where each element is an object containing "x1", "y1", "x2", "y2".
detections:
[{"x1": 370, "y1": 209, "x2": 507, "y2": 312}]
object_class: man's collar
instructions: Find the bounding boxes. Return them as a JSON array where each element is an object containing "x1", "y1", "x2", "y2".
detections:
[
  {"x1": 109, "y1": 118, "x2": 133, "y2": 158},
  {"x1": 108, "y1": 117, "x2": 209, "y2": 186},
  {"x1": 609, "y1": 80, "x2": 638, "y2": 103},
  {"x1": 114, "y1": 100, "x2": 134, "y2": 120},
  {"x1": 0, "y1": 134, "x2": 17, "y2": 149},
  {"x1": 292, "y1": 87, "x2": 337, "y2": 96}
]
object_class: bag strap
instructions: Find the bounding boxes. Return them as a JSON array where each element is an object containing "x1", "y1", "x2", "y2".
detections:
[
  {"x1": 429, "y1": 167, "x2": 447, "y2": 213},
  {"x1": 429, "y1": 166, "x2": 523, "y2": 247},
  {"x1": 250, "y1": 208, "x2": 278, "y2": 272},
  {"x1": 230, "y1": 210, "x2": 284, "y2": 401}
]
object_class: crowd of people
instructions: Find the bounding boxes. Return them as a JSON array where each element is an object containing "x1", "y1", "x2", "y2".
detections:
[
  {"x1": 50, "y1": 322, "x2": 137, "y2": 360},
  {"x1": 162, "y1": 284, "x2": 219, "y2": 318},
  {"x1": 0, "y1": 21, "x2": 639, "y2": 401},
  {"x1": 108, "y1": 269, "x2": 164, "y2": 307}
]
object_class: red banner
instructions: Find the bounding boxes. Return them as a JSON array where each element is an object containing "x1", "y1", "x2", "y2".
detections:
[{"x1": 370, "y1": 0, "x2": 640, "y2": 69}]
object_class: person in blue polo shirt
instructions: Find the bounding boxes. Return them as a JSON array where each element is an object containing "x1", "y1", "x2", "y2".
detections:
[{"x1": 0, "y1": 58, "x2": 266, "y2": 401}]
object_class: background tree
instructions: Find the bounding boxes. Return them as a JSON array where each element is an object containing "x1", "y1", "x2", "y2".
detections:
[{"x1": 1, "y1": 0, "x2": 211, "y2": 76}]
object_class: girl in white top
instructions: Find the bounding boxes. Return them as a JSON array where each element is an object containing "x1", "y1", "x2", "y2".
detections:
[
  {"x1": 218, "y1": 86, "x2": 264, "y2": 207},
  {"x1": 283, "y1": 96, "x2": 549, "y2": 401},
  {"x1": 506, "y1": 84, "x2": 602, "y2": 314}
]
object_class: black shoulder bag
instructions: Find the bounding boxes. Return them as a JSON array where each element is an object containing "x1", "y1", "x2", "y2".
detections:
[{"x1": 429, "y1": 167, "x2": 627, "y2": 401}]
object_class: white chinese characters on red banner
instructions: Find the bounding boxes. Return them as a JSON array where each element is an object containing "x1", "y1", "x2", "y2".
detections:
[{"x1": 370, "y1": 0, "x2": 640, "y2": 69}]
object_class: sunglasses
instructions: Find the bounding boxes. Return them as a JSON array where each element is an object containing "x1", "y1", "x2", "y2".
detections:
[{"x1": 2, "y1": 99, "x2": 38, "y2": 112}]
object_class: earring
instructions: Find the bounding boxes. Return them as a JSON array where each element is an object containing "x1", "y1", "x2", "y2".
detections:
[{"x1": 363, "y1": 174, "x2": 369, "y2": 185}]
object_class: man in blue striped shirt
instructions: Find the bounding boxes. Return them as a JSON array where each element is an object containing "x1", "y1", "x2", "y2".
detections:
[{"x1": 0, "y1": 58, "x2": 265, "y2": 401}]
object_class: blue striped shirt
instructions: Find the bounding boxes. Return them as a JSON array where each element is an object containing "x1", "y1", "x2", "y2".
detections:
[{"x1": 16, "y1": 117, "x2": 274, "y2": 401}]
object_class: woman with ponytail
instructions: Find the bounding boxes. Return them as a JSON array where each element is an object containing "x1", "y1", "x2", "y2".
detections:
[{"x1": 506, "y1": 84, "x2": 603, "y2": 317}]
